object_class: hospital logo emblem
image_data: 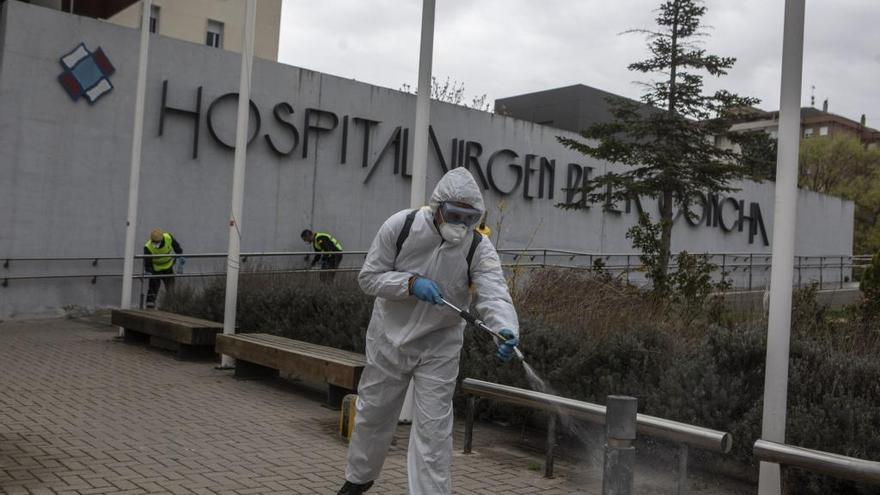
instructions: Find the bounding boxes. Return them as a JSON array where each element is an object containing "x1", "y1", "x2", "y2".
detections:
[{"x1": 57, "y1": 43, "x2": 116, "y2": 104}]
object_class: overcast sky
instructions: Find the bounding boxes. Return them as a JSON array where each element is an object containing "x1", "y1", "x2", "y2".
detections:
[{"x1": 278, "y1": 1, "x2": 880, "y2": 127}]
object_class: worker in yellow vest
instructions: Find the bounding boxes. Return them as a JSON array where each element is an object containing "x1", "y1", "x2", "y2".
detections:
[
  {"x1": 144, "y1": 228, "x2": 184, "y2": 308},
  {"x1": 301, "y1": 229, "x2": 343, "y2": 281}
]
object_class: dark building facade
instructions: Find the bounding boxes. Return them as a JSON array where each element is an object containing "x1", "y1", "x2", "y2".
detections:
[
  {"x1": 495, "y1": 84, "x2": 646, "y2": 134},
  {"x1": 2, "y1": 0, "x2": 138, "y2": 18}
]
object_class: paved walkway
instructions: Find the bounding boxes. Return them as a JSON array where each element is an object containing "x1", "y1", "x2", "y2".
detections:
[{"x1": 0, "y1": 315, "x2": 752, "y2": 494}]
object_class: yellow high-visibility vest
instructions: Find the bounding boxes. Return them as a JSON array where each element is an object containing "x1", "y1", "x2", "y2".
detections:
[
  {"x1": 145, "y1": 233, "x2": 174, "y2": 271},
  {"x1": 314, "y1": 232, "x2": 342, "y2": 252}
]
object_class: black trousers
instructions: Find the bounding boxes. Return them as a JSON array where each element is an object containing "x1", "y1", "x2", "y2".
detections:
[
  {"x1": 319, "y1": 254, "x2": 343, "y2": 282},
  {"x1": 146, "y1": 267, "x2": 175, "y2": 306}
]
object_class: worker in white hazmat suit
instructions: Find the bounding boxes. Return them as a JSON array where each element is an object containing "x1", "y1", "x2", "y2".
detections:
[{"x1": 337, "y1": 168, "x2": 520, "y2": 495}]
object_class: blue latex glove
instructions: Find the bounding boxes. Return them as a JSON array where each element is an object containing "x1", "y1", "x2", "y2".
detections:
[
  {"x1": 411, "y1": 277, "x2": 443, "y2": 305},
  {"x1": 177, "y1": 256, "x2": 187, "y2": 266},
  {"x1": 496, "y1": 328, "x2": 519, "y2": 363}
]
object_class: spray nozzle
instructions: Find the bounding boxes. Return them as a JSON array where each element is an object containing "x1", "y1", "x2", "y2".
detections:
[{"x1": 440, "y1": 298, "x2": 524, "y2": 361}]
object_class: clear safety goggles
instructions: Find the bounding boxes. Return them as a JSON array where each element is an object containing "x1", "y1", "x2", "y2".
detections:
[{"x1": 439, "y1": 202, "x2": 482, "y2": 226}]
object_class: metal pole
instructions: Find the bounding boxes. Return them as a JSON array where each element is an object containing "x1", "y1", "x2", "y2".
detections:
[
  {"x1": 759, "y1": 1, "x2": 805, "y2": 493},
  {"x1": 408, "y1": 0, "x2": 435, "y2": 208},
  {"x1": 400, "y1": 0, "x2": 436, "y2": 423},
  {"x1": 139, "y1": 264, "x2": 145, "y2": 309},
  {"x1": 545, "y1": 413, "x2": 557, "y2": 478},
  {"x1": 464, "y1": 395, "x2": 474, "y2": 454},
  {"x1": 602, "y1": 395, "x2": 637, "y2": 495},
  {"x1": 676, "y1": 444, "x2": 689, "y2": 495},
  {"x1": 119, "y1": 0, "x2": 152, "y2": 337},
  {"x1": 749, "y1": 254, "x2": 754, "y2": 291},
  {"x1": 220, "y1": 0, "x2": 257, "y2": 369}
]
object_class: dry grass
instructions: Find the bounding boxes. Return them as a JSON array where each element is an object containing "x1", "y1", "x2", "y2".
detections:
[{"x1": 508, "y1": 266, "x2": 727, "y2": 344}]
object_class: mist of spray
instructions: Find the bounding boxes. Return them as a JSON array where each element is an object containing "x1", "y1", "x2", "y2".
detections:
[{"x1": 518, "y1": 358, "x2": 603, "y2": 466}]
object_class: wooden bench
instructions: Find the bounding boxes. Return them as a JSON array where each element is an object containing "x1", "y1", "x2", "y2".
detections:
[
  {"x1": 111, "y1": 309, "x2": 224, "y2": 359},
  {"x1": 215, "y1": 333, "x2": 365, "y2": 408}
]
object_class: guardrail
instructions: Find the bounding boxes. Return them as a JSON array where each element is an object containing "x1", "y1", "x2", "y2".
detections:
[
  {"x1": 1, "y1": 249, "x2": 865, "y2": 293},
  {"x1": 461, "y1": 378, "x2": 730, "y2": 493},
  {"x1": 496, "y1": 250, "x2": 864, "y2": 291},
  {"x1": 0, "y1": 250, "x2": 369, "y2": 290},
  {"x1": 753, "y1": 439, "x2": 880, "y2": 485}
]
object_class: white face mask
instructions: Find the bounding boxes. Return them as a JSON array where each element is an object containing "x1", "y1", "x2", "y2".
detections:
[
  {"x1": 152, "y1": 242, "x2": 162, "y2": 248},
  {"x1": 439, "y1": 222, "x2": 468, "y2": 244}
]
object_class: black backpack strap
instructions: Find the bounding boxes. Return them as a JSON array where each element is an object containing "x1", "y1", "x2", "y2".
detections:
[
  {"x1": 466, "y1": 231, "x2": 483, "y2": 285},
  {"x1": 395, "y1": 209, "x2": 419, "y2": 259}
]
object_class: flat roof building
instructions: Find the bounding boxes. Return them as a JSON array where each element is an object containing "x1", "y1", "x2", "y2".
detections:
[
  {"x1": 495, "y1": 84, "x2": 644, "y2": 133},
  {"x1": 3, "y1": 0, "x2": 282, "y2": 60}
]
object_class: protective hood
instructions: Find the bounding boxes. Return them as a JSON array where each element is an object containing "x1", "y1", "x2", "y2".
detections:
[{"x1": 428, "y1": 168, "x2": 485, "y2": 214}]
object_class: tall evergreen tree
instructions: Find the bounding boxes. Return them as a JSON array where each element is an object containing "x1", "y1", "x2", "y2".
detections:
[{"x1": 558, "y1": 0, "x2": 760, "y2": 292}]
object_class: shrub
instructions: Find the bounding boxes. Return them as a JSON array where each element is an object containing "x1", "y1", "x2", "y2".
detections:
[{"x1": 165, "y1": 272, "x2": 372, "y2": 352}]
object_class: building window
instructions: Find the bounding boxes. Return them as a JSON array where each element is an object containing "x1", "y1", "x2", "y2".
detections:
[
  {"x1": 819, "y1": 126, "x2": 829, "y2": 136},
  {"x1": 804, "y1": 127, "x2": 814, "y2": 138},
  {"x1": 149, "y1": 5, "x2": 160, "y2": 34},
  {"x1": 206, "y1": 20, "x2": 224, "y2": 48}
]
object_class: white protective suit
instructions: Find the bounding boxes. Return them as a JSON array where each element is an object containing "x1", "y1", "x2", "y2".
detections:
[{"x1": 345, "y1": 168, "x2": 519, "y2": 494}]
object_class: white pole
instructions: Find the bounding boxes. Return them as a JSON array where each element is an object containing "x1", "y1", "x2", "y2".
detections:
[
  {"x1": 409, "y1": 0, "x2": 435, "y2": 208},
  {"x1": 220, "y1": 0, "x2": 257, "y2": 368},
  {"x1": 758, "y1": 1, "x2": 806, "y2": 493},
  {"x1": 400, "y1": 0, "x2": 436, "y2": 424},
  {"x1": 119, "y1": 0, "x2": 152, "y2": 336}
]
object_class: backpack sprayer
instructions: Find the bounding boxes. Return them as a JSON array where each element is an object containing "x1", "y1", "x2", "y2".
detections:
[{"x1": 439, "y1": 298, "x2": 524, "y2": 361}]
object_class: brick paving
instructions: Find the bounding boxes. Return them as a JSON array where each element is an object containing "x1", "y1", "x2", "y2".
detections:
[{"x1": 0, "y1": 315, "x2": 752, "y2": 494}]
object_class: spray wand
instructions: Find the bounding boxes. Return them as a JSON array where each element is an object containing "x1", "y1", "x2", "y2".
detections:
[{"x1": 439, "y1": 298, "x2": 524, "y2": 361}]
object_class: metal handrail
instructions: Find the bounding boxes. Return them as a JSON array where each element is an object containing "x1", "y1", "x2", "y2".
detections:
[
  {"x1": 754, "y1": 439, "x2": 880, "y2": 484},
  {"x1": 496, "y1": 249, "x2": 857, "y2": 258},
  {"x1": 461, "y1": 378, "x2": 730, "y2": 488},
  {"x1": 133, "y1": 250, "x2": 370, "y2": 259},
  {"x1": 0, "y1": 262, "x2": 546, "y2": 283},
  {"x1": 2, "y1": 249, "x2": 868, "y2": 292},
  {"x1": 2, "y1": 250, "x2": 862, "y2": 261},
  {"x1": 462, "y1": 378, "x2": 731, "y2": 453},
  {"x1": 1, "y1": 256, "x2": 124, "y2": 262}
]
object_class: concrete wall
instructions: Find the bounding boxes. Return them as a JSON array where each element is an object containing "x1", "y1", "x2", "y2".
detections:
[
  {"x1": 0, "y1": 1, "x2": 855, "y2": 317},
  {"x1": 108, "y1": 0, "x2": 281, "y2": 61}
]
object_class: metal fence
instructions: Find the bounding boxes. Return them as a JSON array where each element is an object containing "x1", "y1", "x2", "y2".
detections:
[
  {"x1": 1, "y1": 250, "x2": 866, "y2": 308},
  {"x1": 495, "y1": 249, "x2": 864, "y2": 291}
]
